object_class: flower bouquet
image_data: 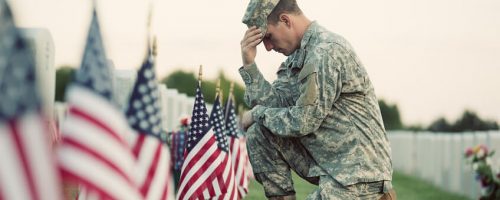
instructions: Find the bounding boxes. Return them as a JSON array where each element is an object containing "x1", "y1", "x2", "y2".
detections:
[{"x1": 464, "y1": 145, "x2": 500, "y2": 200}]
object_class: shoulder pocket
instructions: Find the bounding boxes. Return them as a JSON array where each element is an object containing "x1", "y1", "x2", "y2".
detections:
[
  {"x1": 296, "y1": 66, "x2": 319, "y2": 106},
  {"x1": 298, "y1": 64, "x2": 318, "y2": 82}
]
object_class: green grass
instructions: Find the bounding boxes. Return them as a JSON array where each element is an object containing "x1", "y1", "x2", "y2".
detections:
[{"x1": 245, "y1": 171, "x2": 471, "y2": 200}]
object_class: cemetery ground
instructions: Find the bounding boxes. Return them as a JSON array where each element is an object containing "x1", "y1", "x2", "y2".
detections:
[{"x1": 245, "y1": 171, "x2": 471, "y2": 200}]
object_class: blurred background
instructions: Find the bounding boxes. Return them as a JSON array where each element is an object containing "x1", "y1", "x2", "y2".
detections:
[
  {"x1": 7, "y1": 0, "x2": 500, "y2": 199},
  {"x1": 10, "y1": 0, "x2": 500, "y2": 128}
]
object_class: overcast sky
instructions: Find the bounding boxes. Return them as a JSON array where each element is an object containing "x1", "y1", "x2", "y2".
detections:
[{"x1": 9, "y1": 0, "x2": 500, "y2": 125}]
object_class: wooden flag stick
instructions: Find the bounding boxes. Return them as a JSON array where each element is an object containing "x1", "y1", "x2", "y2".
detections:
[
  {"x1": 220, "y1": 89, "x2": 224, "y2": 105},
  {"x1": 229, "y1": 82, "x2": 234, "y2": 95},
  {"x1": 198, "y1": 65, "x2": 203, "y2": 85},
  {"x1": 215, "y1": 79, "x2": 221, "y2": 100},
  {"x1": 152, "y1": 36, "x2": 157, "y2": 57}
]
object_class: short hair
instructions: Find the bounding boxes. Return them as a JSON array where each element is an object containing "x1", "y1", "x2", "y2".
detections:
[{"x1": 267, "y1": 0, "x2": 302, "y2": 24}]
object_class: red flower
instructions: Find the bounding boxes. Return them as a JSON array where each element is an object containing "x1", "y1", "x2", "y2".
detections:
[
  {"x1": 180, "y1": 117, "x2": 190, "y2": 127},
  {"x1": 465, "y1": 148, "x2": 474, "y2": 157}
]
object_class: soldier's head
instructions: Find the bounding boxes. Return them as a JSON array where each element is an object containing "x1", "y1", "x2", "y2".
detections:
[{"x1": 242, "y1": 0, "x2": 310, "y2": 56}]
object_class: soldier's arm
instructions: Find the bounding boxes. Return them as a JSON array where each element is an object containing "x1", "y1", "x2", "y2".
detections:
[
  {"x1": 250, "y1": 46, "x2": 346, "y2": 137},
  {"x1": 239, "y1": 62, "x2": 292, "y2": 107}
]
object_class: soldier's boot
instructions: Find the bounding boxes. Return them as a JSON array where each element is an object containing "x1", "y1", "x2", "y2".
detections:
[{"x1": 269, "y1": 195, "x2": 297, "y2": 200}]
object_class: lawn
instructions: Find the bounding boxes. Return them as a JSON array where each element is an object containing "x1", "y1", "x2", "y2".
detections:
[{"x1": 245, "y1": 171, "x2": 471, "y2": 200}]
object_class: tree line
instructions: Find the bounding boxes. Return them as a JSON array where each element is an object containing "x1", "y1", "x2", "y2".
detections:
[{"x1": 56, "y1": 67, "x2": 499, "y2": 133}]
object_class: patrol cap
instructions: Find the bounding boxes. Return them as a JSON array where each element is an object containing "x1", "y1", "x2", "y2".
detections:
[{"x1": 242, "y1": 0, "x2": 280, "y2": 35}]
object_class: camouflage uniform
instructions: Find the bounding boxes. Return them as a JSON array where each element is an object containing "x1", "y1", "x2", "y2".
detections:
[{"x1": 240, "y1": 1, "x2": 393, "y2": 199}]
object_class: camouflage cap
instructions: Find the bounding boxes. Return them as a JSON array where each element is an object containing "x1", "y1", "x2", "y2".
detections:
[{"x1": 242, "y1": 0, "x2": 280, "y2": 34}]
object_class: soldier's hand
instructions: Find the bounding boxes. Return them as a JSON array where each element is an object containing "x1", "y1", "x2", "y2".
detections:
[
  {"x1": 241, "y1": 111, "x2": 255, "y2": 131},
  {"x1": 240, "y1": 26, "x2": 263, "y2": 67}
]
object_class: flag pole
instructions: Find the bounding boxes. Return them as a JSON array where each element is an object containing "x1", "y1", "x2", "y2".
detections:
[
  {"x1": 146, "y1": 1, "x2": 154, "y2": 55},
  {"x1": 215, "y1": 79, "x2": 221, "y2": 100},
  {"x1": 220, "y1": 88, "x2": 224, "y2": 105},
  {"x1": 198, "y1": 65, "x2": 203, "y2": 86},
  {"x1": 225, "y1": 82, "x2": 235, "y2": 118},
  {"x1": 229, "y1": 82, "x2": 235, "y2": 102},
  {"x1": 152, "y1": 36, "x2": 157, "y2": 57}
]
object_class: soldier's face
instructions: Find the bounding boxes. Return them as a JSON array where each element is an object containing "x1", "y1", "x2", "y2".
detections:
[{"x1": 262, "y1": 21, "x2": 296, "y2": 56}]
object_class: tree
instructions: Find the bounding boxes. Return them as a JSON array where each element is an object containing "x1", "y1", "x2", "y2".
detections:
[
  {"x1": 428, "y1": 117, "x2": 452, "y2": 132},
  {"x1": 160, "y1": 70, "x2": 247, "y2": 113},
  {"x1": 378, "y1": 99, "x2": 403, "y2": 130},
  {"x1": 451, "y1": 110, "x2": 499, "y2": 132},
  {"x1": 55, "y1": 66, "x2": 76, "y2": 102},
  {"x1": 160, "y1": 70, "x2": 198, "y2": 97},
  {"x1": 427, "y1": 110, "x2": 499, "y2": 132}
]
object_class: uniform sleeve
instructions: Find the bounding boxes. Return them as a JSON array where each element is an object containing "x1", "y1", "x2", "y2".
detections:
[
  {"x1": 251, "y1": 47, "x2": 345, "y2": 137},
  {"x1": 239, "y1": 63, "x2": 293, "y2": 107}
]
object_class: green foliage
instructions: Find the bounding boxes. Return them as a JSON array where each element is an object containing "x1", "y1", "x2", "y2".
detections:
[
  {"x1": 428, "y1": 117, "x2": 453, "y2": 132},
  {"x1": 160, "y1": 70, "x2": 247, "y2": 113},
  {"x1": 405, "y1": 124, "x2": 425, "y2": 132},
  {"x1": 160, "y1": 71, "x2": 198, "y2": 97},
  {"x1": 378, "y1": 99, "x2": 403, "y2": 130},
  {"x1": 428, "y1": 110, "x2": 499, "y2": 132},
  {"x1": 55, "y1": 66, "x2": 76, "y2": 102},
  {"x1": 453, "y1": 110, "x2": 499, "y2": 132}
]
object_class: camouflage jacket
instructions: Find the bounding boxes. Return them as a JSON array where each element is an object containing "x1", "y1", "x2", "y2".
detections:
[{"x1": 239, "y1": 22, "x2": 393, "y2": 186}]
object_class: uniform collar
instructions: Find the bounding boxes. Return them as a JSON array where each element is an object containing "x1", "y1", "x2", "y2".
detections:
[
  {"x1": 289, "y1": 21, "x2": 317, "y2": 71},
  {"x1": 300, "y1": 21, "x2": 318, "y2": 50}
]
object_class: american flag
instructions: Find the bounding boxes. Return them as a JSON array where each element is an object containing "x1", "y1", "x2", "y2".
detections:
[
  {"x1": 224, "y1": 95, "x2": 250, "y2": 199},
  {"x1": 0, "y1": 1, "x2": 63, "y2": 199},
  {"x1": 57, "y1": 9, "x2": 142, "y2": 200},
  {"x1": 125, "y1": 48, "x2": 174, "y2": 200},
  {"x1": 171, "y1": 130, "x2": 186, "y2": 172},
  {"x1": 177, "y1": 86, "x2": 236, "y2": 200}
]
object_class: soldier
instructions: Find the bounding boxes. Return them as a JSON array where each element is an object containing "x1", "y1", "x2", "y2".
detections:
[{"x1": 238, "y1": 0, "x2": 396, "y2": 199}]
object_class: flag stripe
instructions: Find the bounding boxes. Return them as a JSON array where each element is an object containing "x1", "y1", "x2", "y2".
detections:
[
  {"x1": 59, "y1": 148, "x2": 142, "y2": 200},
  {"x1": 63, "y1": 170, "x2": 118, "y2": 200},
  {"x1": 180, "y1": 131, "x2": 213, "y2": 178},
  {"x1": 18, "y1": 114, "x2": 62, "y2": 200},
  {"x1": 178, "y1": 141, "x2": 220, "y2": 199},
  {"x1": 132, "y1": 134, "x2": 146, "y2": 158},
  {"x1": 140, "y1": 140, "x2": 162, "y2": 196},
  {"x1": 69, "y1": 107, "x2": 127, "y2": 148},
  {"x1": 134, "y1": 135, "x2": 158, "y2": 186},
  {"x1": 10, "y1": 121, "x2": 39, "y2": 200},
  {"x1": 180, "y1": 153, "x2": 225, "y2": 200},
  {"x1": 0, "y1": 124, "x2": 31, "y2": 200},
  {"x1": 63, "y1": 110, "x2": 135, "y2": 170},
  {"x1": 0, "y1": 182, "x2": 3, "y2": 200},
  {"x1": 179, "y1": 139, "x2": 218, "y2": 187},
  {"x1": 160, "y1": 167, "x2": 174, "y2": 200},
  {"x1": 178, "y1": 145, "x2": 227, "y2": 199},
  {"x1": 66, "y1": 86, "x2": 129, "y2": 136},
  {"x1": 61, "y1": 138, "x2": 134, "y2": 186},
  {"x1": 144, "y1": 144, "x2": 169, "y2": 200}
]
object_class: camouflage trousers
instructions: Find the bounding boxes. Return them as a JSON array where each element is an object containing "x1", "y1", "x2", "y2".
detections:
[{"x1": 246, "y1": 124, "x2": 394, "y2": 200}]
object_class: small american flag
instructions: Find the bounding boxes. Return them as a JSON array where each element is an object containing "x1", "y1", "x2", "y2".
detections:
[
  {"x1": 0, "y1": 1, "x2": 63, "y2": 199},
  {"x1": 171, "y1": 129, "x2": 186, "y2": 171},
  {"x1": 57, "y1": 9, "x2": 142, "y2": 200},
  {"x1": 224, "y1": 95, "x2": 250, "y2": 199},
  {"x1": 126, "y1": 48, "x2": 174, "y2": 200},
  {"x1": 177, "y1": 87, "x2": 236, "y2": 200}
]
